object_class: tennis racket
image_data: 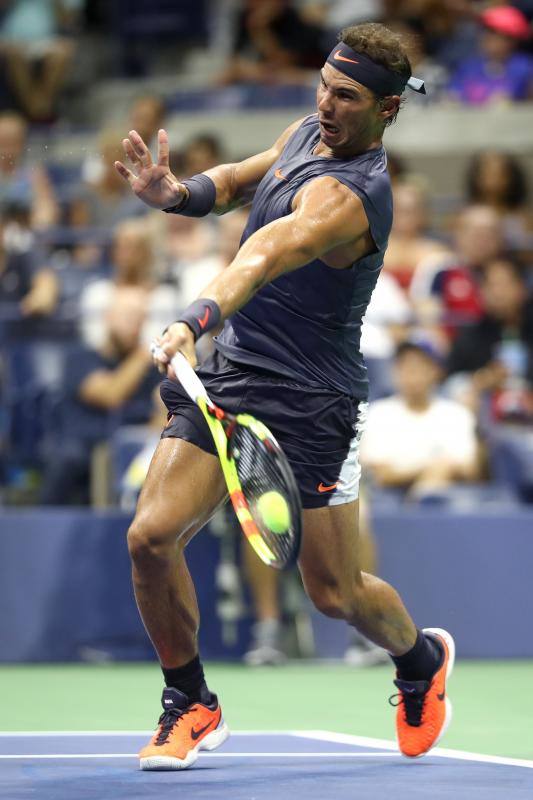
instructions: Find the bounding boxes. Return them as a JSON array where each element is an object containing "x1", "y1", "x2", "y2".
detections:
[{"x1": 151, "y1": 344, "x2": 302, "y2": 570}]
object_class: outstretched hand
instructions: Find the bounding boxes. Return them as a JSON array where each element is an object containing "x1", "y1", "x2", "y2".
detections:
[{"x1": 114, "y1": 129, "x2": 186, "y2": 211}]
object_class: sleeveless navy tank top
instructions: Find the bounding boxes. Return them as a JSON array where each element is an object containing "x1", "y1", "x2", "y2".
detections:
[{"x1": 215, "y1": 114, "x2": 393, "y2": 399}]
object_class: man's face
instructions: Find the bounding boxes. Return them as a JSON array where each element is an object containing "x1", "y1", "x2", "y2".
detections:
[
  {"x1": 316, "y1": 63, "x2": 390, "y2": 155},
  {"x1": 482, "y1": 260, "x2": 526, "y2": 321},
  {"x1": 112, "y1": 227, "x2": 151, "y2": 279},
  {"x1": 394, "y1": 350, "x2": 440, "y2": 402},
  {"x1": 454, "y1": 206, "x2": 503, "y2": 266}
]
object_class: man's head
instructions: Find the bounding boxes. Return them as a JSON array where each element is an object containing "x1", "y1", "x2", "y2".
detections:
[
  {"x1": 480, "y1": 5, "x2": 530, "y2": 63},
  {"x1": 112, "y1": 219, "x2": 154, "y2": 284},
  {"x1": 184, "y1": 133, "x2": 224, "y2": 177},
  {"x1": 105, "y1": 286, "x2": 147, "y2": 355},
  {"x1": 481, "y1": 256, "x2": 528, "y2": 323},
  {"x1": 393, "y1": 341, "x2": 443, "y2": 405},
  {"x1": 128, "y1": 95, "x2": 165, "y2": 144},
  {"x1": 391, "y1": 178, "x2": 430, "y2": 237},
  {"x1": 453, "y1": 204, "x2": 504, "y2": 267},
  {"x1": 317, "y1": 23, "x2": 412, "y2": 156}
]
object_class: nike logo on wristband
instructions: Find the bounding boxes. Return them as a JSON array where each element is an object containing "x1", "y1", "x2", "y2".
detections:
[
  {"x1": 333, "y1": 50, "x2": 359, "y2": 65},
  {"x1": 198, "y1": 308, "x2": 210, "y2": 330}
]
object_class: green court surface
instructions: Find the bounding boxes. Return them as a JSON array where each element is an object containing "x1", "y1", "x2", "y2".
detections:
[{"x1": 1, "y1": 661, "x2": 531, "y2": 760}]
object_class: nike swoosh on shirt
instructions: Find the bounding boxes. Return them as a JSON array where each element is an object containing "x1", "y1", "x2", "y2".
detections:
[
  {"x1": 274, "y1": 167, "x2": 288, "y2": 181},
  {"x1": 317, "y1": 482, "x2": 338, "y2": 493},
  {"x1": 333, "y1": 50, "x2": 359, "y2": 65}
]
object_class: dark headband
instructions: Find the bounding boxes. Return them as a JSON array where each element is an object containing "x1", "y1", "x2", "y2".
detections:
[{"x1": 326, "y1": 43, "x2": 425, "y2": 96}]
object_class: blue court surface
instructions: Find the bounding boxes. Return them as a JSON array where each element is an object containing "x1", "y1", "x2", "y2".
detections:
[{"x1": 2, "y1": 731, "x2": 532, "y2": 800}]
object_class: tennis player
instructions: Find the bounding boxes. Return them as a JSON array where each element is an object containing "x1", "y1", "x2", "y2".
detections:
[{"x1": 115, "y1": 22, "x2": 454, "y2": 771}]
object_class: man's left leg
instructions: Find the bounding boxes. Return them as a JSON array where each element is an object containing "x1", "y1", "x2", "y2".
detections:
[{"x1": 298, "y1": 500, "x2": 455, "y2": 757}]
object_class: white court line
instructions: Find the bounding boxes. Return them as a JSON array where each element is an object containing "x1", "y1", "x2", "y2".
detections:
[
  {"x1": 1, "y1": 730, "x2": 532, "y2": 770},
  {"x1": 299, "y1": 731, "x2": 533, "y2": 770},
  {"x1": 0, "y1": 730, "x2": 285, "y2": 738},
  {"x1": 0, "y1": 752, "x2": 401, "y2": 761}
]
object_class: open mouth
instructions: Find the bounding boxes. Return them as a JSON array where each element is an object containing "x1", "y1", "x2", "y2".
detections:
[{"x1": 319, "y1": 120, "x2": 340, "y2": 135}]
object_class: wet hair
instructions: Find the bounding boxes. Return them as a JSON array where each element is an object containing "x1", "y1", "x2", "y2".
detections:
[
  {"x1": 338, "y1": 23, "x2": 411, "y2": 126},
  {"x1": 466, "y1": 151, "x2": 528, "y2": 210}
]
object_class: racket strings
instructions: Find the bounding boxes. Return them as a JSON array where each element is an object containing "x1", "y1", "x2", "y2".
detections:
[{"x1": 231, "y1": 426, "x2": 300, "y2": 564}]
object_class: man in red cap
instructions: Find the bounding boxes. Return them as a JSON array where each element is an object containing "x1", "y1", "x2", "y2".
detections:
[{"x1": 449, "y1": 4, "x2": 533, "y2": 103}]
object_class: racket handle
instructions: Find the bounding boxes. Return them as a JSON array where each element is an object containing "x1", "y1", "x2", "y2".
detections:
[{"x1": 150, "y1": 343, "x2": 210, "y2": 404}]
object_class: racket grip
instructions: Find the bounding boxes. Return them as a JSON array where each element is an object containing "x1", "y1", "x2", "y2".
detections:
[{"x1": 150, "y1": 342, "x2": 210, "y2": 404}]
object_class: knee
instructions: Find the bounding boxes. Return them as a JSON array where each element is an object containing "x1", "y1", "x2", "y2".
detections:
[
  {"x1": 306, "y1": 577, "x2": 361, "y2": 622},
  {"x1": 127, "y1": 515, "x2": 179, "y2": 570}
]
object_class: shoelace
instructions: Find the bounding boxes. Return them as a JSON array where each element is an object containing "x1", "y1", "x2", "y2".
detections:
[
  {"x1": 388, "y1": 682, "x2": 428, "y2": 728},
  {"x1": 155, "y1": 707, "x2": 192, "y2": 746}
]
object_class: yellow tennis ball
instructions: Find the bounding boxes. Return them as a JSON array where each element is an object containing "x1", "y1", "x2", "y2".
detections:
[{"x1": 256, "y1": 491, "x2": 290, "y2": 534}]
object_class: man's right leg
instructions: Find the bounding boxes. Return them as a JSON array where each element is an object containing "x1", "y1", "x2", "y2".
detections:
[{"x1": 127, "y1": 436, "x2": 229, "y2": 770}]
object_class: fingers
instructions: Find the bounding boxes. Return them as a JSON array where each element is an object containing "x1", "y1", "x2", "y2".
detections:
[
  {"x1": 128, "y1": 129, "x2": 152, "y2": 169},
  {"x1": 114, "y1": 160, "x2": 135, "y2": 184},
  {"x1": 122, "y1": 137, "x2": 141, "y2": 169},
  {"x1": 157, "y1": 128, "x2": 169, "y2": 168}
]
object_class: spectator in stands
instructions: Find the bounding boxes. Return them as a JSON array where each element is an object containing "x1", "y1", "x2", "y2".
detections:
[
  {"x1": 464, "y1": 150, "x2": 533, "y2": 256},
  {"x1": 379, "y1": 0, "x2": 478, "y2": 72},
  {"x1": 0, "y1": 112, "x2": 59, "y2": 229},
  {"x1": 361, "y1": 270, "x2": 412, "y2": 399},
  {"x1": 382, "y1": 177, "x2": 449, "y2": 293},
  {"x1": 447, "y1": 256, "x2": 533, "y2": 422},
  {"x1": 183, "y1": 133, "x2": 225, "y2": 178},
  {"x1": 166, "y1": 209, "x2": 248, "y2": 308},
  {"x1": 410, "y1": 204, "x2": 505, "y2": 340},
  {"x1": 218, "y1": 0, "x2": 327, "y2": 86},
  {"x1": 0, "y1": 211, "x2": 58, "y2": 323},
  {"x1": 39, "y1": 290, "x2": 160, "y2": 505},
  {"x1": 448, "y1": 4, "x2": 533, "y2": 105},
  {"x1": 0, "y1": 0, "x2": 82, "y2": 122},
  {"x1": 70, "y1": 128, "x2": 146, "y2": 228},
  {"x1": 79, "y1": 218, "x2": 179, "y2": 351},
  {"x1": 387, "y1": 21, "x2": 450, "y2": 103},
  {"x1": 129, "y1": 95, "x2": 166, "y2": 149},
  {"x1": 361, "y1": 341, "x2": 481, "y2": 499}
]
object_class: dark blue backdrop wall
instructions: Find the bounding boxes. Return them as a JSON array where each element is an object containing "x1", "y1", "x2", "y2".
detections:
[{"x1": 1, "y1": 507, "x2": 532, "y2": 661}]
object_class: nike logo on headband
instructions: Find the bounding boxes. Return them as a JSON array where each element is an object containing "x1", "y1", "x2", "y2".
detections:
[{"x1": 333, "y1": 50, "x2": 359, "y2": 65}]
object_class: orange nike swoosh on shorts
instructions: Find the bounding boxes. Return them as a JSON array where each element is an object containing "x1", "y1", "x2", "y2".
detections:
[
  {"x1": 317, "y1": 482, "x2": 338, "y2": 493},
  {"x1": 274, "y1": 168, "x2": 288, "y2": 181},
  {"x1": 333, "y1": 50, "x2": 359, "y2": 65},
  {"x1": 198, "y1": 308, "x2": 210, "y2": 330}
]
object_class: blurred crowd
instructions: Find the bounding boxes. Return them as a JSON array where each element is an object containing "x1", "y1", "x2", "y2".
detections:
[{"x1": 0, "y1": 0, "x2": 532, "y2": 512}]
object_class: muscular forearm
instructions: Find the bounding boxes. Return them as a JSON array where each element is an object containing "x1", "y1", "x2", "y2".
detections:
[
  {"x1": 79, "y1": 348, "x2": 152, "y2": 410},
  {"x1": 206, "y1": 163, "x2": 255, "y2": 215},
  {"x1": 199, "y1": 217, "x2": 317, "y2": 317}
]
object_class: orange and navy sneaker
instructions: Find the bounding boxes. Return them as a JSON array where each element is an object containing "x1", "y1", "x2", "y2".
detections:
[
  {"x1": 139, "y1": 687, "x2": 229, "y2": 770},
  {"x1": 391, "y1": 627, "x2": 455, "y2": 758}
]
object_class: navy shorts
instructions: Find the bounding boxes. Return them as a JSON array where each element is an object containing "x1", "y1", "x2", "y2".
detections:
[{"x1": 160, "y1": 350, "x2": 367, "y2": 509}]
